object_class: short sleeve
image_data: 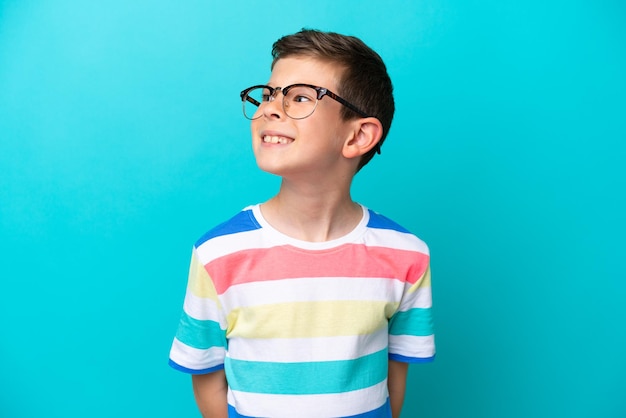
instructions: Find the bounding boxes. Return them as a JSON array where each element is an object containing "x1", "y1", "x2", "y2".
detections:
[
  {"x1": 388, "y1": 264, "x2": 435, "y2": 363},
  {"x1": 168, "y1": 248, "x2": 227, "y2": 374}
]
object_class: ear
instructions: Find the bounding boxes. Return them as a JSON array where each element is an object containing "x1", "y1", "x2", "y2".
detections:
[{"x1": 342, "y1": 117, "x2": 383, "y2": 159}]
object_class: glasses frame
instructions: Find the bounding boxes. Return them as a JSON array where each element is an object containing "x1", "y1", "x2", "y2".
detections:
[{"x1": 240, "y1": 83, "x2": 369, "y2": 120}]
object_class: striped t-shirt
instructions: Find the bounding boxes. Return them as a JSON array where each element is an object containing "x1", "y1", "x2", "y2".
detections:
[{"x1": 169, "y1": 204, "x2": 435, "y2": 418}]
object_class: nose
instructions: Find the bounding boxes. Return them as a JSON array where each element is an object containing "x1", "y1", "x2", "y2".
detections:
[
  {"x1": 263, "y1": 87, "x2": 285, "y2": 119},
  {"x1": 268, "y1": 87, "x2": 283, "y2": 102}
]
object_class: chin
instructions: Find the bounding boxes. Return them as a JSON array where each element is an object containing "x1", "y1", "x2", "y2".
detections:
[
  {"x1": 254, "y1": 158, "x2": 301, "y2": 178},
  {"x1": 254, "y1": 158, "x2": 284, "y2": 176},
  {"x1": 255, "y1": 164, "x2": 280, "y2": 176}
]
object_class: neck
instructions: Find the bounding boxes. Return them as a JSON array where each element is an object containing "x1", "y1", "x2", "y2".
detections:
[{"x1": 260, "y1": 179, "x2": 362, "y2": 242}]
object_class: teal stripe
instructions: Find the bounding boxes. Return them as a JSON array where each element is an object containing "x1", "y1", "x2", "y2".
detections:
[
  {"x1": 175, "y1": 312, "x2": 226, "y2": 350},
  {"x1": 388, "y1": 308, "x2": 433, "y2": 336},
  {"x1": 225, "y1": 348, "x2": 388, "y2": 395}
]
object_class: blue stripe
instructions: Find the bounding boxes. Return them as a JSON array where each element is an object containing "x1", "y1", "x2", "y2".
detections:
[
  {"x1": 227, "y1": 398, "x2": 391, "y2": 418},
  {"x1": 346, "y1": 398, "x2": 391, "y2": 418},
  {"x1": 168, "y1": 359, "x2": 225, "y2": 374},
  {"x1": 366, "y1": 210, "x2": 410, "y2": 233},
  {"x1": 227, "y1": 404, "x2": 254, "y2": 418},
  {"x1": 175, "y1": 312, "x2": 226, "y2": 350},
  {"x1": 196, "y1": 209, "x2": 261, "y2": 246},
  {"x1": 225, "y1": 349, "x2": 388, "y2": 395},
  {"x1": 389, "y1": 353, "x2": 436, "y2": 364},
  {"x1": 388, "y1": 307, "x2": 434, "y2": 337}
]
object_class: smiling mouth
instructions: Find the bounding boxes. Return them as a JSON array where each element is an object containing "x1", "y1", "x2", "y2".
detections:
[{"x1": 262, "y1": 135, "x2": 294, "y2": 144}]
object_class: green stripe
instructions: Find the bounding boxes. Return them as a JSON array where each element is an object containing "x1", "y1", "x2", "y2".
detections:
[
  {"x1": 225, "y1": 348, "x2": 388, "y2": 395},
  {"x1": 175, "y1": 312, "x2": 226, "y2": 350},
  {"x1": 389, "y1": 308, "x2": 433, "y2": 336}
]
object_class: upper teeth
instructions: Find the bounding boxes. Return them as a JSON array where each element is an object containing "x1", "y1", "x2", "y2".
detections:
[{"x1": 263, "y1": 135, "x2": 291, "y2": 144}]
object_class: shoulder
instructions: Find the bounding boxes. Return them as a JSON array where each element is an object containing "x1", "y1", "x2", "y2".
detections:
[
  {"x1": 365, "y1": 208, "x2": 411, "y2": 233},
  {"x1": 194, "y1": 205, "x2": 262, "y2": 248},
  {"x1": 364, "y1": 208, "x2": 429, "y2": 255}
]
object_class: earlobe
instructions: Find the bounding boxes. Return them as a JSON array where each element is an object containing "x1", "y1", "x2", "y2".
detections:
[{"x1": 343, "y1": 118, "x2": 383, "y2": 159}]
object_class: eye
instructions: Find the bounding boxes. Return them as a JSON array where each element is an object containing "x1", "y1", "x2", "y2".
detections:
[
  {"x1": 293, "y1": 94, "x2": 312, "y2": 103},
  {"x1": 261, "y1": 88, "x2": 272, "y2": 102},
  {"x1": 287, "y1": 86, "x2": 317, "y2": 104}
]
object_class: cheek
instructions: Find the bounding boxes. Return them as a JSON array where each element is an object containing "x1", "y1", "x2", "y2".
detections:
[
  {"x1": 250, "y1": 119, "x2": 259, "y2": 134},
  {"x1": 304, "y1": 111, "x2": 344, "y2": 138},
  {"x1": 250, "y1": 120, "x2": 263, "y2": 144}
]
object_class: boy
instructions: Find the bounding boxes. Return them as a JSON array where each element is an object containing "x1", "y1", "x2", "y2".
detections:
[{"x1": 169, "y1": 29, "x2": 435, "y2": 418}]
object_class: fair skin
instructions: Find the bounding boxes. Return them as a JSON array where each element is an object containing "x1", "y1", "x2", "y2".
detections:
[
  {"x1": 192, "y1": 370, "x2": 227, "y2": 418},
  {"x1": 388, "y1": 360, "x2": 410, "y2": 418},
  {"x1": 193, "y1": 56, "x2": 408, "y2": 417},
  {"x1": 252, "y1": 57, "x2": 382, "y2": 241}
]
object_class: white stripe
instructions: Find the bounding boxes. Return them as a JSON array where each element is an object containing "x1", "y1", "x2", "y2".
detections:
[
  {"x1": 227, "y1": 380, "x2": 389, "y2": 418},
  {"x1": 183, "y1": 291, "x2": 224, "y2": 324},
  {"x1": 227, "y1": 327, "x2": 389, "y2": 362},
  {"x1": 366, "y1": 227, "x2": 429, "y2": 254},
  {"x1": 398, "y1": 286, "x2": 433, "y2": 311},
  {"x1": 195, "y1": 208, "x2": 429, "y2": 263},
  {"x1": 169, "y1": 338, "x2": 225, "y2": 371},
  {"x1": 221, "y1": 276, "x2": 405, "y2": 309},
  {"x1": 389, "y1": 334, "x2": 435, "y2": 359},
  {"x1": 195, "y1": 227, "x2": 272, "y2": 263}
]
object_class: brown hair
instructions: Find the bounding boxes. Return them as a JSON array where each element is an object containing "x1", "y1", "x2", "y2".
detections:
[{"x1": 271, "y1": 29, "x2": 395, "y2": 171}]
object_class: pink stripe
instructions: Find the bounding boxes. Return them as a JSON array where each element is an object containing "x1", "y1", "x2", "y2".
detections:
[{"x1": 205, "y1": 243, "x2": 429, "y2": 294}]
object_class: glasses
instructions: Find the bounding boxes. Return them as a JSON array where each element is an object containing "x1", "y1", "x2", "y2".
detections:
[{"x1": 240, "y1": 84, "x2": 369, "y2": 120}]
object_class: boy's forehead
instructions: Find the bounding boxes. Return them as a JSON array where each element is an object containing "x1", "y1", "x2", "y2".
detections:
[{"x1": 268, "y1": 56, "x2": 344, "y2": 88}]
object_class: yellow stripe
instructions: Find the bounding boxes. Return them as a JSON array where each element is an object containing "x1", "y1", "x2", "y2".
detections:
[
  {"x1": 188, "y1": 251, "x2": 219, "y2": 303},
  {"x1": 226, "y1": 300, "x2": 399, "y2": 339},
  {"x1": 407, "y1": 264, "x2": 431, "y2": 294}
]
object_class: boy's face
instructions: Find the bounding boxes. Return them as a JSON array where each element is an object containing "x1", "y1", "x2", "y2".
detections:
[{"x1": 251, "y1": 56, "x2": 357, "y2": 179}]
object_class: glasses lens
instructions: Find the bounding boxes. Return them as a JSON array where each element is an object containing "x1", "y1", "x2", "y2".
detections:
[
  {"x1": 283, "y1": 86, "x2": 318, "y2": 119},
  {"x1": 242, "y1": 87, "x2": 267, "y2": 120}
]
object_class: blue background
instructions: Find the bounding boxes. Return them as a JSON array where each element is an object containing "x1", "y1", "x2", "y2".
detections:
[{"x1": 1, "y1": 1, "x2": 624, "y2": 417}]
